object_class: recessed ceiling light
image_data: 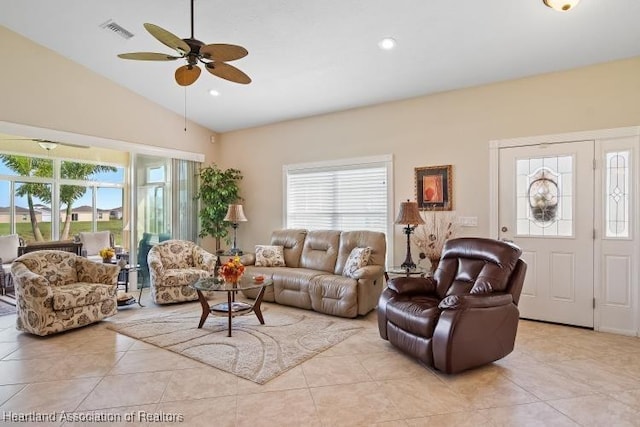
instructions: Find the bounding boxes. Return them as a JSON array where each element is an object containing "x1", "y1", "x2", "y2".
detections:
[
  {"x1": 209, "y1": 89, "x2": 220, "y2": 97},
  {"x1": 378, "y1": 37, "x2": 396, "y2": 51}
]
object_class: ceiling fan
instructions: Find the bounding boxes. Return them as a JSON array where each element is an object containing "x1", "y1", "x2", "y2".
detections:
[
  {"x1": 118, "y1": 0, "x2": 251, "y2": 86},
  {"x1": 0, "y1": 138, "x2": 89, "y2": 150}
]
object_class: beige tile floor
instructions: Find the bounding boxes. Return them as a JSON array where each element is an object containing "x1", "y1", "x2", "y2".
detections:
[{"x1": 1, "y1": 292, "x2": 640, "y2": 426}]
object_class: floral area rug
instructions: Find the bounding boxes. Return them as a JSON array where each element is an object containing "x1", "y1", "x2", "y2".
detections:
[{"x1": 108, "y1": 308, "x2": 362, "y2": 384}]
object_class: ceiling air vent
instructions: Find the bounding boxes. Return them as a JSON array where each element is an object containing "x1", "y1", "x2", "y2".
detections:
[{"x1": 99, "y1": 19, "x2": 134, "y2": 40}]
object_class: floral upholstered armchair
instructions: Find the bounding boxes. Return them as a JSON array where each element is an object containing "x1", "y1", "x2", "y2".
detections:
[
  {"x1": 11, "y1": 250, "x2": 120, "y2": 336},
  {"x1": 148, "y1": 240, "x2": 217, "y2": 304}
]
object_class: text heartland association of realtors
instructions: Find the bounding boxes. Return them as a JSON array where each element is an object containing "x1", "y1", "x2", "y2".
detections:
[{"x1": 2, "y1": 410, "x2": 184, "y2": 423}]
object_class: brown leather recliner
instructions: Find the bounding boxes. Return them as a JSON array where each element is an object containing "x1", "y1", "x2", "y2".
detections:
[{"x1": 378, "y1": 237, "x2": 527, "y2": 374}]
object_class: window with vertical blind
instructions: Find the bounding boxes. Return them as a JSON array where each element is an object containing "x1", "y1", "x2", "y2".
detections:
[{"x1": 284, "y1": 155, "x2": 392, "y2": 237}]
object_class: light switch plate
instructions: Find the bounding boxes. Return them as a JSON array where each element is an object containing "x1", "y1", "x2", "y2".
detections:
[{"x1": 458, "y1": 216, "x2": 478, "y2": 227}]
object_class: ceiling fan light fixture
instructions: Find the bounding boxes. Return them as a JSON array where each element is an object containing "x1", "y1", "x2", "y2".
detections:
[
  {"x1": 378, "y1": 37, "x2": 396, "y2": 50},
  {"x1": 38, "y1": 141, "x2": 58, "y2": 151},
  {"x1": 543, "y1": 0, "x2": 580, "y2": 12}
]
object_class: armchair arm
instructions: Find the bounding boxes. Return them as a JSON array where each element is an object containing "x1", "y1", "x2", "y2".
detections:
[
  {"x1": 240, "y1": 253, "x2": 255, "y2": 266},
  {"x1": 438, "y1": 293, "x2": 513, "y2": 310},
  {"x1": 193, "y1": 246, "x2": 217, "y2": 272},
  {"x1": 11, "y1": 262, "x2": 53, "y2": 298},
  {"x1": 432, "y1": 293, "x2": 519, "y2": 374},
  {"x1": 387, "y1": 276, "x2": 437, "y2": 295},
  {"x1": 350, "y1": 265, "x2": 384, "y2": 280},
  {"x1": 147, "y1": 249, "x2": 165, "y2": 279},
  {"x1": 76, "y1": 257, "x2": 120, "y2": 286}
]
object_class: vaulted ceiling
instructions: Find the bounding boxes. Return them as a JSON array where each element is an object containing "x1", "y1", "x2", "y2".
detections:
[{"x1": 2, "y1": 0, "x2": 640, "y2": 132}]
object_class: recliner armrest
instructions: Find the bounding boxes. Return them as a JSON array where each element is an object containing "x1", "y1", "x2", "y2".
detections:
[
  {"x1": 350, "y1": 265, "x2": 383, "y2": 280},
  {"x1": 240, "y1": 253, "x2": 255, "y2": 266},
  {"x1": 438, "y1": 293, "x2": 513, "y2": 310},
  {"x1": 387, "y1": 276, "x2": 436, "y2": 295}
]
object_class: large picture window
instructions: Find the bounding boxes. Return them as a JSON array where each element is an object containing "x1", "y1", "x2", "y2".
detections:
[
  {"x1": 0, "y1": 154, "x2": 124, "y2": 244},
  {"x1": 285, "y1": 155, "x2": 392, "y2": 240}
]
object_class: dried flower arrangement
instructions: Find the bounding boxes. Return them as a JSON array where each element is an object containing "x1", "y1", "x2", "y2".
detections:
[{"x1": 412, "y1": 210, "x2": 460, "y2": 271}]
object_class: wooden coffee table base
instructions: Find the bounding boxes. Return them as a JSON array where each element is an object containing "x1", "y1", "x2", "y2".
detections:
[{"x1": 195, "y1": 284, "x2": 267, "y2": 337}]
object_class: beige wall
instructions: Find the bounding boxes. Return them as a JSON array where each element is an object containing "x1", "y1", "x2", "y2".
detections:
[
  {"x1": 218, "y1": 57, "x2": 640, "y2": 265},
  {"x1": 0, "y1": 26, "x2": 216, "y2": 163}
]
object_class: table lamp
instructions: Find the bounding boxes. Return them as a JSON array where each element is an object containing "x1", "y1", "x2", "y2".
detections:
[
  {"x1": 224, "y1": 204, "x2": 248, "y2": 255},
  {"x1": 395, "y1": 199, "x2": 425, "y2": 269}
]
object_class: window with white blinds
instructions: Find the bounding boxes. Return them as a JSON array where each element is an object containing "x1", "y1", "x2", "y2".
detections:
[{"x1": 285, "y1": 156, "x2": 391, "y2": 235}]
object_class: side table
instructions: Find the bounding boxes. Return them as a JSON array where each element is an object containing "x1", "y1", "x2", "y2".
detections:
[{"x1": 384, "y1": 266, "x2": 430, "y2": 281}]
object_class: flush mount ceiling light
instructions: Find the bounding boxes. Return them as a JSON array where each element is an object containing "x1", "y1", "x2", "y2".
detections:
[
  {"x1": 378, "y1": 37, "x2": 396, "y2": 50},
  {"x1": 543, "y1": 0, "x2": 580, "y2": 12},
  {"x1": 37, "y1": 141, "x2": 58, "y2": 151},
  {"x1": 209, "y1": 89, "x2": 220, "y2": 97}
]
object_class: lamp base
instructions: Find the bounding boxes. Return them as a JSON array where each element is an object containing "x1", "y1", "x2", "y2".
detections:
[
  {"x1": 400, "y1": 261, "x2": 417, "y2": 270},
  {"x1": 400, "y1": 225, "x2": 416, "y2": 271}
]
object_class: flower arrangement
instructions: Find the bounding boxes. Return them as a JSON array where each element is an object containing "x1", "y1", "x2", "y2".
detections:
[
  {"x1": 219, "y1": 256, "x2": 245, "y2": 284},
  {"x1": 412, "y1": 210, "x2": 459, "y2": 271},
  {"x1": 99, "y1": 247, "x2": 115, "y2": 261}
]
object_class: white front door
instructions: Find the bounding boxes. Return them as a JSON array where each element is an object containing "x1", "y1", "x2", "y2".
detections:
[{"x1": 499, "y1": 141, "x2": 595, "y2": 327}]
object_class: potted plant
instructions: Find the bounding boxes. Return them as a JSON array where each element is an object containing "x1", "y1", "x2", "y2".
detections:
[{"x1": 196, "y1": 164, "x2": 243, "y2": 252}]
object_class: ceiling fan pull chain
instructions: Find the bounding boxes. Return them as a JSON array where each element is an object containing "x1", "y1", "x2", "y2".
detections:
[{"x1": 184, "y1": 86, "x2": 188, "y2": 132}]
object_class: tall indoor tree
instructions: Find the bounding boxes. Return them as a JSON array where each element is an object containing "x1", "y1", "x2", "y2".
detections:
[{"x1": 196, "y1": 164, "x2": 243, "y2": 251}]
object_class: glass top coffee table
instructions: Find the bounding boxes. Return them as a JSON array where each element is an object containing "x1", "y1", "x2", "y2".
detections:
[{"x1": 190, "y1": 276, "x2": 272, "y2": 337}]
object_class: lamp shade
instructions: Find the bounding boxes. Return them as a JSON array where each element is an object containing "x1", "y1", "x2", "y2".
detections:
[
  {"x1": 395, "y1": 200, "x2": 425, "y2": 225},
  {"x1": 543, "y1": 0, "x2": 580, "y2": 12},
  {"x1": 223, "y1": 204, "x2": 248, "y2": 223}
]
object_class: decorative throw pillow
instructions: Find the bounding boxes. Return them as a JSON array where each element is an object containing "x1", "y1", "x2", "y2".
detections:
[
  {"x1": 342, "y1": 247, "x2": 372, "y2": 278},
  {"x1": 255, "y1": 245, "x2": 286, "y2": 267},
  {"x1": 0, "y1": 234, "x2": 20, "y2": 264}
]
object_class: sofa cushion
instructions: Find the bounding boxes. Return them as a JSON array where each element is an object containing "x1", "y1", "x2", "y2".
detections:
[
  {"x1": 52, "y1": 282, "x2": 115, "y2": 310},
  {"x1": 309, "y1": 274, "x2": 358, "y2": 318},
  {"x1": 335, "y1": 230, "x2": 386, "y2": 275},
  {"x1": 299, "y1": 230, "x2": 341, "y2": 273},
  {"x1": 0, "y1": 234, "x2": 20, "y2": 263},
  {"x1": 385, "y1": 294, "x2": 441, "y2": 338},
  {"x1": 270, "y1": 229, "x2": 306, "y2": 268},
  {"x1": 255, "y1": 245, "x2": 286, "y2": 267},
  {"x1": 272, "y1": 268, "x2": 323, "y2": 309},
  {"x1": 342, "y1": 247, "x2": 371, "y2": 278}
]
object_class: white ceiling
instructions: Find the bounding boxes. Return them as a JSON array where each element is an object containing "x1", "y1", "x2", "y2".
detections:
[{"x1": 2, "y1": 0, "x2": 640, "y2": 133}]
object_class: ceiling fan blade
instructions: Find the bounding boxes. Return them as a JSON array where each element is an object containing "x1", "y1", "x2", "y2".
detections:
[
  {"x1": 118, "y1": 52, "x2": 181, "y2": 61},
  {"x1": 200, "y1": 44, "x2": 248, "y2": 62},
  {"x1": 144, "y1": 23, "x2": 191, "y2": 55},
  {"x1": 205, "y1": 62, "x2": 252, "y2": 84},
  {"x1": 175, "y1": 64, "x2": 202, "y2": 86}
]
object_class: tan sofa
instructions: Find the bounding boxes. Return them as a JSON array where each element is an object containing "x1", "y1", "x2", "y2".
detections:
[{"x1": 242, "y1": 229, "x2": 386, "y2": 318}]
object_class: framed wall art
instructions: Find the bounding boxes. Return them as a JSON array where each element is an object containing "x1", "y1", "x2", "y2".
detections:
[{"x1": 414, "y1": 165, "x2": 453, "y2": 211}]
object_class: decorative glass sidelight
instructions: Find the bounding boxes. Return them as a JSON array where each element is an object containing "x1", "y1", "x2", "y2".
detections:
[
  {"x1": 605, "y1": 151, "x2": 630, "y2": 238},
  {"x1": 516, "y1": 155, "x2": 573, "y2": 237}
]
